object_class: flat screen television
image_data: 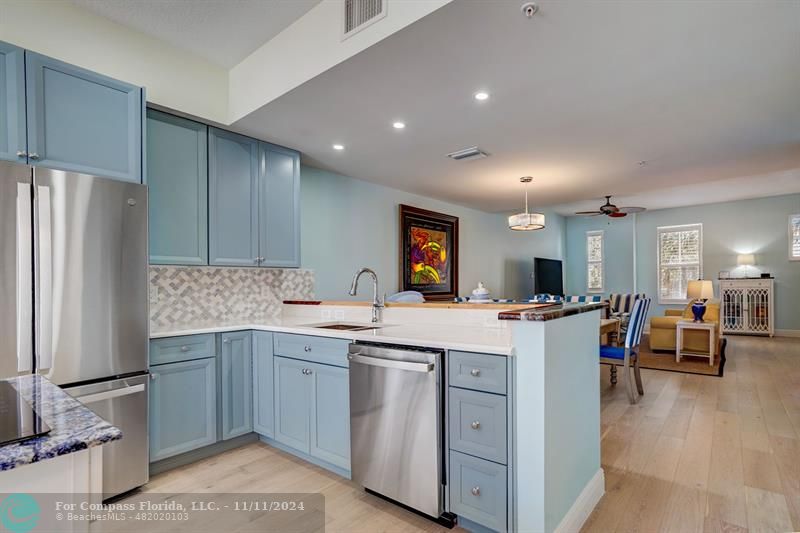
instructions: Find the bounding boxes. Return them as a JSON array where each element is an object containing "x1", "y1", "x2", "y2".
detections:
[{"x1": 533, "y1": 258, "x2": 563, "y2": 296}]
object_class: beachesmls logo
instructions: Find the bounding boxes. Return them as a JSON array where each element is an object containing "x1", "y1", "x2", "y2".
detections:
[{"x1": 0, "y1": 493, "x2": 40, "y2": 533}]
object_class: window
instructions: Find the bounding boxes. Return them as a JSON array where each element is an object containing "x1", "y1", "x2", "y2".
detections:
[
  {"x1": 657, "y1": 224, "x2": 702, "y2": 304},
  {"x1": 586, "y1": 230, "x2": 604, "y2": 293},
  {"x1": 791, "y1": 214, "x2": 800, "y2": 261}
]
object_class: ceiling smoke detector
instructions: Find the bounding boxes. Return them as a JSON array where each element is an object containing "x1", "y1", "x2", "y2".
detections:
[
  {"x1": 521, "y1": 2, "x2": 538, "y2": 18},
  {"x1": 446, "y1": 146, "x2": 489, "y2": 161}
]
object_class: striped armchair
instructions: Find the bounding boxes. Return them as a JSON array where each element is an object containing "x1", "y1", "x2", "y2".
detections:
[{"x1": 608, "y1": 293, "x2": 646, "y2": 333}]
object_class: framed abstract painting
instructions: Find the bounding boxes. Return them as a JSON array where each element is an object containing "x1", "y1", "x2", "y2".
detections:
[{"x1": 399, "y1": 204, "x2": 459, "y2": 300}]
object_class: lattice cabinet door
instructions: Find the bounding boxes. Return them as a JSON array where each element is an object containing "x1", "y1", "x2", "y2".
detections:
[{"x1": 722, "y1": 286, "x2": 746, "y2": 333}]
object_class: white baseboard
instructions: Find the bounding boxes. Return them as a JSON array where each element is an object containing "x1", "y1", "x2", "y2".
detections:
[
  {"x1": 553, "y1": 468, "x2": 605, "y2": 533},
  {"x1": 775, "y1": 329, "x2": 800, "y2": 338}
]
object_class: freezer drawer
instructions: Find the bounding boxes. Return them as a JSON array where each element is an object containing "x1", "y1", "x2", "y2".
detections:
[{"x1": 66, "y1": 374, "x2": 149, "y2": 499}]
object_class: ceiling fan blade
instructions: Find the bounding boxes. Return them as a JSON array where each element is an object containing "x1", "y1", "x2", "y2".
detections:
[
  {"x1": 617, "y1": 206, "x2": 646, "y2": 214},
  {"x1": 575, "y1": 211, "x2": 604, "y2": 216},
  {"x1": 608, "y1": 212, "x2": 627, "y2": 218}
]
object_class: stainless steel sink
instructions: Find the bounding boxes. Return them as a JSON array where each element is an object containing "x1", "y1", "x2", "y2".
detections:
[{"x1": 305, "y1": 322, "x2": 386, "y2": 331}]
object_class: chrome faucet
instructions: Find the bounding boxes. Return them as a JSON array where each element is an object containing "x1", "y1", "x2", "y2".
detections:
[{"x1": 349, "y1": 267, "x2": 384, "y2": 323}]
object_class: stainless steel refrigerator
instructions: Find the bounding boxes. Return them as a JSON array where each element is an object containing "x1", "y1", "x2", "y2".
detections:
[{"x1": 0, "y1": 159, "x2": 149, "y2": 499}]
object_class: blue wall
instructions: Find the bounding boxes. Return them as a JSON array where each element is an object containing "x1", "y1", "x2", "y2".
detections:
[
  {"x1": 565, "y1": 193, "x2": 800, "y2": 331},
  {"x1": 300, "y1": 165, "x2": 566, "y2": 301}
]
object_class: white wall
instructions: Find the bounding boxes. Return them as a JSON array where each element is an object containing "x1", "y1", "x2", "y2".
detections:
[
  {"x1": 228, "y1": 0, "x2": 452, "y2": 122},
  {"x1": 301, "y1": 165, "x2": 565, "y2": 301},
  {"x1": 0, "y1": 0, "x2": 228, "y2": 123}
]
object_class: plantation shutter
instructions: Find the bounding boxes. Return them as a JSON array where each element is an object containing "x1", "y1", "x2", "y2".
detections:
[{"x1": 657, "y1": 224, "x2": 702, "y2": 303}]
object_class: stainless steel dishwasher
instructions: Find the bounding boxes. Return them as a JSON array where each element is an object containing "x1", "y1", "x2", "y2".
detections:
[{"x1": 348, "y1": 342, "x2": 452, "y2": 524}]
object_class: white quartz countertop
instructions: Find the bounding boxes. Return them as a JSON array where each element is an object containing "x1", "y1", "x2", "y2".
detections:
[{"x1": 150, "y1": 317, "x2": 514, "y2": 356}]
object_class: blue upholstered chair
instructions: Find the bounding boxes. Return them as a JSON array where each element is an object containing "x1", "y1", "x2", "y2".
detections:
[
  {"x1": 599, "y1": 297, "x2": 651, "y2": 404},
  {"x1": 564, "y1": 295, "x2": 603, "y2": 303}
]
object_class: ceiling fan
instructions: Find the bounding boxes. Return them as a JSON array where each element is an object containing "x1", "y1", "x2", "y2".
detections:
[{"x1": 575, "y1": 196, "x2": 646, "y2": 218}]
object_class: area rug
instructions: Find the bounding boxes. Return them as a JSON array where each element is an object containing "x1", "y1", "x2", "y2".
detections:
[{"x1": 636, "y1": 334, "x2": 727, "y2": 377}]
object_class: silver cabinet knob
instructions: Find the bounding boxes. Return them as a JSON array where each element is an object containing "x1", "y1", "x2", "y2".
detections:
[
  {"x1": 301, "y1": 368, "x2": 313, "y2": 375},
  {"x1": 222, "y1": 338, "x2": 230, "y2": 344},
  {"x1": 150, "y1": 373, "x2": 158, "y2": 380},
  {"x1": 304, "y1": 345, "x2": 312, "y2": 352},
  {"x1": 16, "y1": 150, "x2": 27, "y2": 157},
  {"x1": 306, "y1": 368, "x2": 313, "y2": 375},
  {"x1": 470, "y1": 421, "x2": 481, "y2": 430},
  {"x1": 470, "y1": 368, "x2": 481, "y2": 377},
  {"x1": 29, "y1": 153, "x2": 40, "y2": 160},
  {"x1": 180, "y1": 345, "x2": 189, "y2": 352},
  {"x1": 471, "y1": 486, "x2": 480, "y2": 496}
]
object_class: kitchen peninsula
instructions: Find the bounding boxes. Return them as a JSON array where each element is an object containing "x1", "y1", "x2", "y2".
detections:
[
  {"x1": 0, "y1": 375, "x2": 121, "y2": 531},
  {"x1": 150, "y1": 300, "x2": 605, "y2": 533}
]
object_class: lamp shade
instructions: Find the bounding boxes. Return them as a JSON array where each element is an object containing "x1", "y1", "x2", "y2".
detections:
[
  {"x1": 687, "y1": 279, "x2": 714, "y2": 300},
  {"x1": 737, "y1": 254, "x2": 755, "y2": 266},
  {"x1": 508, "y1": 212, "x2": 545, "y2": 231}
]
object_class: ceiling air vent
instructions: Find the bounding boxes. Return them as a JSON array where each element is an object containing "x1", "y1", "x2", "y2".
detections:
[
  {"x1": 446, "y1": 147, "x2": 489, "y2": 161},
  {"x1": 343, "y1": 0, "x2": 387, "y2": 39}
]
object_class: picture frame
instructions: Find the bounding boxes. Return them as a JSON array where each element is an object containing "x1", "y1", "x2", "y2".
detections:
[{"x1": 399, "y1": 204, "x2": 459, "y2": 300}]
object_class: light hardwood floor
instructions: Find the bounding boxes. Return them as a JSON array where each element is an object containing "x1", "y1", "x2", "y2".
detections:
[
  {"x1": 584, "y1": 335, "x2": 800, "y2": 533},
  {"x1": 137, "y1": 336, "x2": 800, "y2": 533}
]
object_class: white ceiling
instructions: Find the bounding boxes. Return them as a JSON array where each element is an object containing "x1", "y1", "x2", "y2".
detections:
[
  {"x1": 71, "y1": 0, "x2": 321, "y2": 68},
  {"x1": 233, "y1": 0, "x2": 800, "y2": 214}
]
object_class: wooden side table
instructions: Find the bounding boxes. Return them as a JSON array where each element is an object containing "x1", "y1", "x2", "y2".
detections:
[
  {"x1": 600, "y1": 318, "x2": 621, "y2": 345},
  {"x1": 676, "y1": 320, "x2": 717, "y2": 366}
]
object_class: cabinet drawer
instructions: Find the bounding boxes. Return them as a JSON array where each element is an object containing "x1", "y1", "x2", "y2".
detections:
[
  {"x1": 449, "y1": 388, "x2": 507, "y2": 464},
  {"x1": 449, "y1": 351, "x2": 507, "y2": 394},
  {"x1": 449, "y1": 450, "x2": 507, "y2": 532},
  {"x1": 273, "y1": 333, "x2": 349, "y2": 368},
  {"x1": 150, "y1": 334, "x2": 216, "y2": 365}
]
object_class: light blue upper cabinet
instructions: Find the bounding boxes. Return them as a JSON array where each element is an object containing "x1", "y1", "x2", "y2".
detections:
[
  {"x1": 0, "y1": 42, "x2": 26, "y2": 163},
  {"x1": 309, "y1": 362, "x2": 350, "y2": 470},
  {"x1": 146, "y1": 109, "x2": 208, "y2": 265},
  {"x1": 24, "y1": 52, "x2": 143, "y2": 182},
  {"x1": 220, "y1": 331, "x2": 253, "y2": 440},
  {"x1": 259, "y1": 143, "x2": 300, "y2": 267},
  {"x1": 208, "y1": 127, "x2": 259, "y2": 266},
  {"x1": 252, "y1": 331, "x2": 275, "y2": 438}
]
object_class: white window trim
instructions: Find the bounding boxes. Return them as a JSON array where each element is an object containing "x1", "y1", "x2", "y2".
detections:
[
  {"x1": 657, "y1": 223, "x2": 703, "y2": 305},
  {"x1": 790, "y1": 214, "x2": 800, "y2": 261},
  {"x1": 586, "y1": 230, "x2": 604, "y2": 293}
]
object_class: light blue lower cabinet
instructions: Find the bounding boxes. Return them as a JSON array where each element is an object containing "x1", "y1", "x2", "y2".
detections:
[
  {"x1": 149, "y1": 357, "x2": 217, "y2": 462},
  {"x1": 449, "y1": 451, "x2": 508, "y2": 532},
  {"x1": 273, "y1": 356, "x2": 311, "y2": 453},
  {"x1": 272, "y1": 355, "x2": 351, "y2": 471},
  {"x1": 309, "y1": 362, "x2": 350, "y2": 470},
  {"x1": 220, "y1": 331, "x2": 253, "y2": 440},
  {"x1": 252, "y1": 331, "x2": 274, "y2": 438}
]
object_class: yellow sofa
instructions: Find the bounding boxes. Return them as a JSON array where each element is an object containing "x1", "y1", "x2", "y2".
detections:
[{"x1": 649, "y1": 301, "x2": 721, "y2": 353}]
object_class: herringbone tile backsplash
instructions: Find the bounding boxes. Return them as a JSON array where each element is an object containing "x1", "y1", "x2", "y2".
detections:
[{"x1": 149, "y1": 266, "x2": 315, "y2": 328}]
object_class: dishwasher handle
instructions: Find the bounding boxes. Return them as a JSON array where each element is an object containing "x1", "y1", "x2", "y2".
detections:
[{"x1": 347, "y1": 353, "x2": 434, "y2": 373}]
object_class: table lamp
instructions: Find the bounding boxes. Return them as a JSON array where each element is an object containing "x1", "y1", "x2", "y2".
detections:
[
  {"x1": 737, "y1": 254, "x2": 755, "y2": 278},
  {"x1": 687, "y1": 279, "x2": 714, "y2": 322}
]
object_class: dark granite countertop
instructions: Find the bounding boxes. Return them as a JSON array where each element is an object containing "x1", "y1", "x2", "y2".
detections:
[
  {"x1": 0, "y1": 375, "x2": 122, "y2": 472},
  {"x1": 497, "y1": 302, "x2": 607, "y2": 321}
]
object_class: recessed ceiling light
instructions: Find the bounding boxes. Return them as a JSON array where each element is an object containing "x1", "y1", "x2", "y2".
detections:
[
  {"x1": 474, "y1": 91, "x2": 490, "y2": 101},
  {"x1": 392, "y1": 121, "x2": 406, "y2": 129},
  {"x1": 332, "y1": 144, "x2": 345, "y2": 151}
]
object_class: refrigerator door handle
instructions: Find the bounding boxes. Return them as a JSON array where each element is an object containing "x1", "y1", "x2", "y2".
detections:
[
  {"x1": 74, "y1": 383, "x2": 146, "y2": 405},
  {"x1": 16, "y1": 183, "x2": 33, "y2": 373},
  {"x1": 36, "y1": 185, "x2": 53, "y2": 371}
]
